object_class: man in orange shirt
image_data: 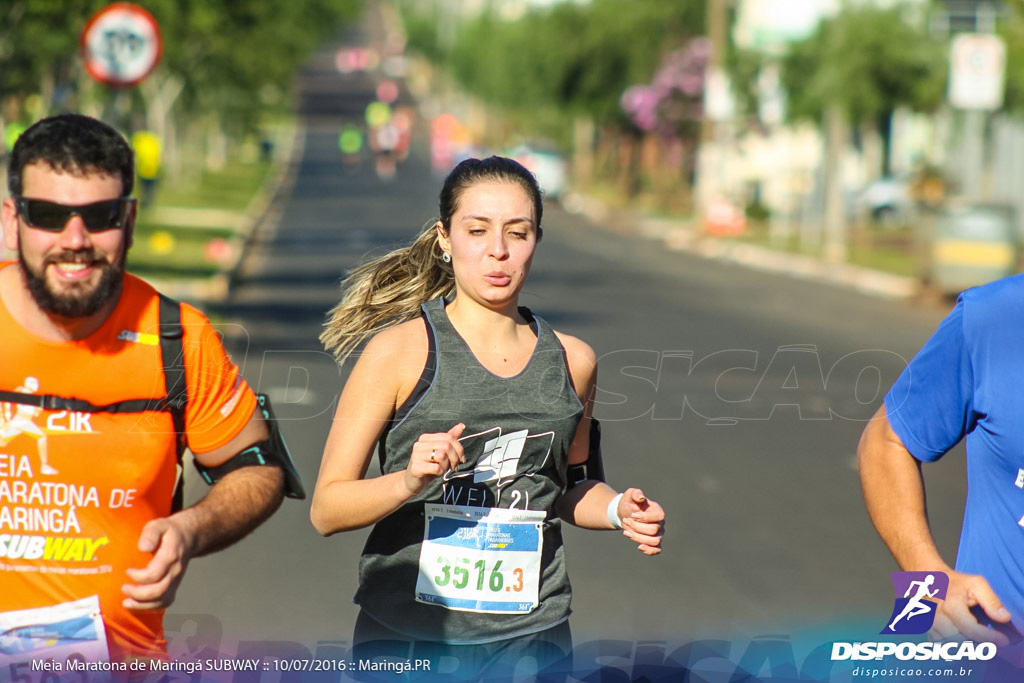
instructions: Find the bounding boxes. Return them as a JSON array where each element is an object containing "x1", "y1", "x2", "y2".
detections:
[{"x1": 0, "y1": 114, "x2": 287, "y2": 667}]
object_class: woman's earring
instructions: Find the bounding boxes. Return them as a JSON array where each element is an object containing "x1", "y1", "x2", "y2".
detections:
[{"x1": 442, "y1": 252, "x2": 451, "y2": 263}]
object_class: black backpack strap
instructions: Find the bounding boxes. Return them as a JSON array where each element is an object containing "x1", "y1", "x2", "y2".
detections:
[
  {"x1": 0, "y1": 391, "x2": 166, "y2": 413},
  {"x1": 0, "y1": 298, "x2": 189, "y2": 415},
  {"x1": 157, "y1": 294, "x2": 188, "y2": 512},
  {"x1": 1, "y1": 295, "x2": 190, "y2": 510}
]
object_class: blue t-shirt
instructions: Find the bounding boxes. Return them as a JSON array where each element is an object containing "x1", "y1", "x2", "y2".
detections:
[{"x1": 885, "y1": 274, "x2": 1024, "y2": 631}]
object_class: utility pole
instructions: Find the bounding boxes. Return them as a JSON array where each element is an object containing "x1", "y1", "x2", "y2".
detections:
[
  {"x1": 822, "y1": 103, "x2": 848, "y2": 263},
  {"x1": 695, "y1": 0, "x2": 728, "y2": 234},
  {"x1": 708, "y1": 0, "x2": 726, "y2": 77}
]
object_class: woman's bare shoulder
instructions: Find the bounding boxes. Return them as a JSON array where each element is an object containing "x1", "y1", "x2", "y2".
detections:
[
  {"x1": 553, "y1": 330, "x2": 597, "y2": 394},
  {"x1": 355, "y1": 317, "x2": 431, "y2": 399},
  {"x1": 553, "y1": 330, "x2": 596, "y2": 364},
  {"x1": 366, "y1": 317, "x2": 429, "y2": 354}
]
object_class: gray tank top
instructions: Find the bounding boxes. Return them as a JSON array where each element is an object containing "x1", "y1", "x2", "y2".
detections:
[{"x1": 354, "y1": 296, "x2": 585, "y2": 644}]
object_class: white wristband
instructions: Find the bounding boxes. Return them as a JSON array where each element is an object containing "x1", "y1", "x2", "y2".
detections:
[{"x1": 607, "y1": 493, "x2": 624, "y2": 529}]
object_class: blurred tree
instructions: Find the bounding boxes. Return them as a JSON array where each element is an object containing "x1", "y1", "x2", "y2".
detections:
[
  {"x1": 999, "y1": 1, "x2": 1024, "y2": 114},
  {"x1": 619, "y1": 38, "x2": 711, "y2": 201},
  {"x1": 0, "y1": 1, "x2": 95, "y2": 115},
  {"x1": 157, "y1": 1, "x2": 361, "y2": 127},
  {"x1": 444, "y1": 0, "x2": 704, "y2": 127},
  {"x1": 0, "y1": 0, "x2": 360, "y2": 149},
  {"x1": 401, "y1": 0, "x2": 705, "y2": 198},
  {"x1": 140, "y1": 0, "x2": 360, "y2": 176},
  {"x1": 778, "y1": 4, "x2": 946, "y2": 262},
  {"x1": 779, "y1": 4, "x2": 947, "y2": 175}
]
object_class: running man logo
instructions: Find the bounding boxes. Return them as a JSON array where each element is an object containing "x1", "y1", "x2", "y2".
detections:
[
  {"x1": 1, "y1": 377, "x2": 56, "y2": 475},
  {"x1": 881, "y1": 571, "x2": 949, "y2": 635}
]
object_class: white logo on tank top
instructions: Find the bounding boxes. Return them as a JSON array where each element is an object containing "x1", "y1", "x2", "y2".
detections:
[{"x1": 442, "y1": 426, "x2": 555, "y2": 507}]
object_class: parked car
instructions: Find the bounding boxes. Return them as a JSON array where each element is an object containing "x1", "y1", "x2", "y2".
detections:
[
  {"x1": 508, "y1": 142, "x2": 569, "y2": 200},
  {"x1": 857, "y1": 175, "x2": 915, "y2": 227}
]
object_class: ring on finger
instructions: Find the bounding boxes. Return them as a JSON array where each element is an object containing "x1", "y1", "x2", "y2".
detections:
[{"x1": 430, "y1": 449, "x2": 437, "y2": 463}]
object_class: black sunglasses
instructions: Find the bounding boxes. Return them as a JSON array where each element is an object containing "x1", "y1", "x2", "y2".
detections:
[{"x1": 13, "y1": 196, "x2": 136, "y2": 232}]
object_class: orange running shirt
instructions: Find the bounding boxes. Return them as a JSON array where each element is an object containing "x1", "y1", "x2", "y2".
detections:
[{"x1": 0, "y1": 263, "x2": 258, "y2": 664}]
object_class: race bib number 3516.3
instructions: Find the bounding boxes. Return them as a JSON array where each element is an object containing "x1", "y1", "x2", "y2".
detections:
[{"x1": 416, "y1": 504, "x2": 545, "y2": 614}]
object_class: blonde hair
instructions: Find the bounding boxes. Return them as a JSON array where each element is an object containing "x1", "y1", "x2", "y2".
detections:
[
  {"x1": 320, "y1": 223, "x2": 454, "y2": 363},
  {"x1": 321, "y1": 156, "x2": 544, "y2": 364}
]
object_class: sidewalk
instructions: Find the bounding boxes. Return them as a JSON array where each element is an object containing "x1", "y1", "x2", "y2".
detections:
[{"x1": 572, "y1": 196, "x2": 922, "y2": 301}]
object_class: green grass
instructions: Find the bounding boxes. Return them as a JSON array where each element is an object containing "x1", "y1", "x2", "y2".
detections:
[
  {"x1": 580, "y1": 181, "x2": 922, "y2": 278},
  {"x1": 129, "y1": 224, "x2": 235, "y2": 279},
  {"x1": 128, "y1": 155, "x2": 277, "y2": 277},
  {"x1": 730, "y1": 220, "x2": 921, "y2": 277},
  {"x1": 847, "y1": 245, "x2": 919, "y2": 277},
  {"x1": 150, "y1": 158, "x2": 274, "y2": 212}
]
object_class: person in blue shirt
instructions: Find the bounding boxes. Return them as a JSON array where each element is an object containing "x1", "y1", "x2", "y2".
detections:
[{"x1": 858, "y1": 276, "x2": 1024, "y2": 646}]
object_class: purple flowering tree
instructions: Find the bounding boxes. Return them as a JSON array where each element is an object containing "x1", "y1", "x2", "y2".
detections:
[
  {"x1": 621, "y1": 38, "x2": 709, "y2": 137},
  {"x1": 619, "y1": 37, "x2": 711, "y2": 201}
]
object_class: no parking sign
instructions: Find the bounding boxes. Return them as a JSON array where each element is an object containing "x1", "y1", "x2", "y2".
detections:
[{"x1": 81, "y1": 3, "x2": 162, "y2": 87}]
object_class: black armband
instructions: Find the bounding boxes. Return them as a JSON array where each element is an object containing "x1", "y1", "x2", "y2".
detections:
[
  {"x1": 566, "y1": 418, "x2": 606, "y2": 488},
  {"x1": 192, "y1": 394, "x2": 306, "y2": 499}
]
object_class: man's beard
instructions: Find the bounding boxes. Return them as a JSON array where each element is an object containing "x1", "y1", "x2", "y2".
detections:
[{"x1": 19, "y1": 248, "x2": 125, "y2": 318}]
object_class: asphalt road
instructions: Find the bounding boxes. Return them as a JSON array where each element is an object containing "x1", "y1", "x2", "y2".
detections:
[{"x1": 165, "y1": 33, "x2": 967, "y2": 676}]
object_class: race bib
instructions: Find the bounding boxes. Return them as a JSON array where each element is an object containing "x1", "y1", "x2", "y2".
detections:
[
  {"x1": 0, "y1": 595, "x2": 109, "y2": 665},
  {"x1": 416, "y1": 504, "x2": 545, "y2": 614}
]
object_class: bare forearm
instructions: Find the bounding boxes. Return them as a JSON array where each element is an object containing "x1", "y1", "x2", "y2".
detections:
[
  {"x1": 172, "y1": 466, "x2": 284, "y2": 558},
  {"x1": 556, "y1": 480, "x2": 618, "y2": 529},
  {"x1": 858, "y1": 414, "x2": 949, "y2": 571},
  {"x1": 310, "y1": 471, "x2": 419, "y2": 535}
]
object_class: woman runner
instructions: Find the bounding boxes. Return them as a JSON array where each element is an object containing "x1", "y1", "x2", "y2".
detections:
[{"x1": 311, "y1": 156, "x2": 665, "y2": 677}]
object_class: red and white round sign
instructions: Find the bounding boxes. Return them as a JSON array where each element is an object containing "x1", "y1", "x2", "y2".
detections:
[{"x1": 81, "y1": 3, "x2": 163, "y2": 87}]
